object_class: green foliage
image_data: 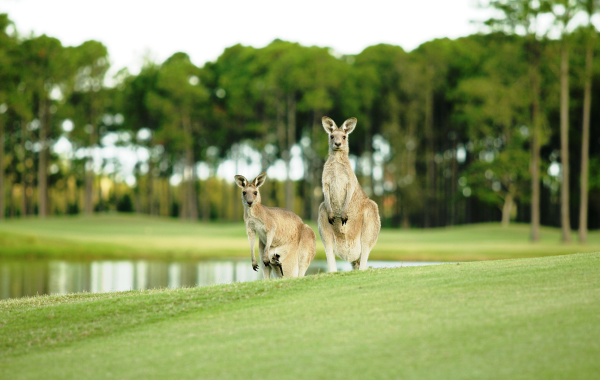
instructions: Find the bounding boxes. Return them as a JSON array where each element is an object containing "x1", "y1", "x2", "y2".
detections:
[
  {"x1": 464, "y1": 148, "x2": 531, "y2": 208},
  {"x1": 1, "y1": 9, "x2": 600, "y2": 228},
  {"x1": 64, "y1": 40, "x2": 111, "y2": 146},
  {"x1": 148, "y1": 52, "x2": 209, "y2": 154},
  {"x1": 116, "y1": 194, "x2": 134, "y2": 212},
  {"x1": 485, "y1": 0, "x2": 553, "y2": 35},
  {"x1": 589, "y1": 157, "x2": 600, "y2": 190}
]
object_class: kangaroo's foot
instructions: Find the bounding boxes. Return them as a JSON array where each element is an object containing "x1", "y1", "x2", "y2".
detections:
[{"x1": 252, "y1": 260, "x2": 259, "y2": 271}]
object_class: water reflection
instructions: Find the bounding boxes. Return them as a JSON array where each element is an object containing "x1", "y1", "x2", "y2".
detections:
[{"x1": 0, "y1": 259, "x2": 444, "y2": 300}]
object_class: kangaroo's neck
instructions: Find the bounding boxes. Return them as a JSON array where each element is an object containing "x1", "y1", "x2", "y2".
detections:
[
  {"x1": 328, "y1": 150, "x2": 350, "y2": 164},
  {"x1": 245, "y1": 203, "x2": 265, "y2": 219}
]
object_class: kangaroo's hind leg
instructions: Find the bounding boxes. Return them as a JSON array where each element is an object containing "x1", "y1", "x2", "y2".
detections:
[
  {"x1": 297, "y1": 224, "x2": 316, "y2": 276},
  {"x1": 318, "y1": 202, "x2": 337, "y2": 272},
  {"x1": 277, "y1": 246, "x2": 298, "y2": 278},
  {"x1": 259, "y1": 240, "x2": 272, "y2": 279},
  {"x1": 358, "y1": 200, "x2": 381, "y2": 270}
]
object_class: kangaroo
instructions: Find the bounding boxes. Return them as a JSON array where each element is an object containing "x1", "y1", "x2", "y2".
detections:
[
  {"x1": 318, "y1": 117, "x2": 381, "y2": 271},
  {"x1": 235, "y1": 172, "x2": 316, "y2": 278}
]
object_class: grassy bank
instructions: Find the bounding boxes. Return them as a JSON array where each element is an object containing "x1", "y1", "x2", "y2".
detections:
[
  {"x1": 1, "y1": 253, "x2": 599, "y2": 379},
  {"x1": 0, "y1": 214, "x2": 599, "y2": 261}
]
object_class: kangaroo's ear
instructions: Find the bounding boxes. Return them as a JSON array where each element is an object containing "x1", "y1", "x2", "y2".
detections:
[
  {"x1": 252, "y1": 172, "x2": 267, "y2": 187},
  {"x1": 322, "y1": 116, "x2": 337, "y2": 134},
  {"x1": 234, "y1": 175, "x2": 248, "y2": 188},
  {"x1": 341, "y1": 118, "x2": 357, "y2": 134}
]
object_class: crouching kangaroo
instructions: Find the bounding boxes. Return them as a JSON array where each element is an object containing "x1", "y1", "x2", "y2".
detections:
[
  {"x1": 235, "y1": 172, "x2": 316, "y2": 278},
  {"x1": 318, "y1": 117, "x2": 381, "y2": 271}
]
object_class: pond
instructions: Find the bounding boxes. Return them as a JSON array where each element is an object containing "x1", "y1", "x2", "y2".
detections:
[{"x1": 0, "y1": 259, "x2": 446, "y2": 300}]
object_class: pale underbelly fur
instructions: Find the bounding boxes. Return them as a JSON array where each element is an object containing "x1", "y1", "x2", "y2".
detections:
[
  {"x1": 333, "y1": 231, "x2": 361, "y2": 263},
  {"x1": 328, "y1": 177, "x2": 362, "y2": 263},
  {"x1": 329, "y1": 175, "x2": 348, "y2": 214}
]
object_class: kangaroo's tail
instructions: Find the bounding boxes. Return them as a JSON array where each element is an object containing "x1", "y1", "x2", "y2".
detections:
[{"x1": 298, "y1": 224, "x2": 316, "y2": 276}]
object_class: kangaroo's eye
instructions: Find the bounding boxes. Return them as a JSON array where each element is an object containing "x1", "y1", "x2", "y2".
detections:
[
  {"x1": 254, "y1": 192, "x2": 257, "y2": 195},
  {"x1": 330, "y1": 135, "x2": 333, "y2": 139},
  {"x1": 243, "y1": 192, "x2": 246, "y2": 195},
  {"x1": 343, "y1": 136, "x2": 346, "y2": 139}
]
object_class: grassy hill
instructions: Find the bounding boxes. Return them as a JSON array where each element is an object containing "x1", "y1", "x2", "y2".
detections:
[
  {"x1": 1, "y1": 252, "x2": 599, "y2": 379},
  {"x1": 0, "y1": 214, "x2": 599, "y2": 261}
]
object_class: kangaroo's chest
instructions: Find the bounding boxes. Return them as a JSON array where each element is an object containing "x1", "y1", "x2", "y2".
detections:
[
  {"x1": 323, "y1": 162, "x2": 350, "y2": 211},
  {"x1": 247, "y1": 216, "x2": 268, "y2": 242}
]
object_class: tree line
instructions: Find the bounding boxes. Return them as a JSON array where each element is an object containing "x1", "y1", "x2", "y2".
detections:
[{"x1": 0, "y1": 0, "x2": 599, "y2": 243}]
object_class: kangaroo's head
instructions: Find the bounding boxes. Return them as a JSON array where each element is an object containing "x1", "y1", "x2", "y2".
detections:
[
  {"x1": 234, "y1": 172, "x2": 267, "y2": 208},
  {"x1": 322, "y1": 117, "x2": 357, "y2": 153}
]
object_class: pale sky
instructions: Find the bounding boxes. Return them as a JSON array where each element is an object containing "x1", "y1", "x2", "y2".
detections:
[{"x1": 1, "y1": 0, "x2": 492, "y2": 77}]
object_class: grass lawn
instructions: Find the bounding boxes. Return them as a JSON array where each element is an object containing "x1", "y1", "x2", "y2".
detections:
[
  {"x1": 0, "y1": 214, "x2": 599, "y2": 261},
  {"x1": 1, "y1": 252, "x2": 599, "y2": 379}
]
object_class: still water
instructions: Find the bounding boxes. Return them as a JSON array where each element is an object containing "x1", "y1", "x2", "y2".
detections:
[{"x1": 0, "y1": 259, "x2": 444, "y2": 300}]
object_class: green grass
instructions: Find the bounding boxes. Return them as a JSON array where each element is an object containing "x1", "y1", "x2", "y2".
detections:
[
  {"x1": 1, "y1": 253, "x2": 599, "y2": 379},
  {"x1": 0, "y1": 214, "x2": 599, "y2": 261}
]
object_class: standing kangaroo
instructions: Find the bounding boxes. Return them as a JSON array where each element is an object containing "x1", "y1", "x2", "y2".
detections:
[
  {"x1": 235, "y1": 172, "x2": 316, "y2": 278},
  {"x1": 318, "y1": 117, "x2": 381, "y2": 271}
]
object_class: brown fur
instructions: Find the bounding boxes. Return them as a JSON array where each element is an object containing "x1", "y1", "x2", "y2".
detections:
[
  {"x1": 318, "y1": 117, "x2": 381, "y2": 271},
  {"x1": 235, "y1": 172, "x2": 316, "y2": 278}
]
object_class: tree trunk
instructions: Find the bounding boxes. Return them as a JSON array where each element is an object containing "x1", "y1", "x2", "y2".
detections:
[
  {"x1": 286, "y1": 94, "x2": 296, "y2": 212},
  {"x1": 0, "y1": 114, "x2": 4, "y2": 220},
  {"x1": 166, "y1": 179, "x2": 172, "y2": 217},
  {"x1": 147, "y1": 159, "x2": 154, "y2": 215},
  {"x1": 84, "y1": 162, "x2": 94, "y2": 214},
  {"x1": 135, "y1": 190, "x2": 141, "y2": 214},
  {"x1": 179, "y1": 175, "x2": 187, "y2": 219},
  {"x1": 579, "y1": 44, "x2": 593, "y2": 243},
  {"x1": 201, "y1": 179, "x2": 210, "y2": 222},
  {"x1": 38, "y1": 98, "x2": 49, "y2": 217},
  {"x1": 311, "y1": 111, "x2": 323, "y2": 222},
  {"x1": 231, "y1": 144, "x2": 240, "y2": 222},
  {"x1": 501, "y1": 192, "x2": 514, "y2": 228},
  {"x1": 221, "y1": 179, "x2": 229, "y2": 221},
  {"x1": 134, "y1": 163, "x2": 142, "y2": 214},
  {"x1": 10, "y1": 179, "x2": 15, "y2": 217},
  {"x1": 560, "y1": 44, "x2": 571, "y2": 242},
  {"x1": 273, "y1": 97, "x2": 289, "y2": 211},
  {"x1": 186, "y1": 148, "x2": 197, "y2": 220},
  {"x1": 181, "y1": 114, "x2": 197, "y2": 221},
  {"x1": 403, "y1": 110, "x2": 418, "y2": 229},
  {"x1": 97, "y1": 177, "x2": 103, "y2": 212},
  {"x1": 65, "y1": 176, "x2": 71, "y2": 214},
  {"x1": 21, "y1": 120, "x2": 27, "y2": 217},
  {"x1": 424, "y1": 67, "x2": 435, "y2": 228},
  {"x1": 530, "y1": 66, "x2": 541, "y2": 242},
  {"x1": 84, "y1": 126, "x2": 97, "y2": 215},
  {"x1": 450, "y1": 138, "x2": 458, "y2": 226}
]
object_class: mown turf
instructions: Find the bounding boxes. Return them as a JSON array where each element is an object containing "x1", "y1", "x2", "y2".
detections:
[
  {"x1": 1, "y1": 253, "x2": 599, "y2": 379},
  {"x1": 0, "y1": 214, "x2": 599, "y2": 261}
]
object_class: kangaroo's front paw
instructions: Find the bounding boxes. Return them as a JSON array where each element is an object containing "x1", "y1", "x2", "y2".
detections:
[
  {"x1": 328, "y1": 211, "x2": 335, "y2": 225},
  {"x1": 252, "y1": 261, "x2": 259, "y2": 271},
  {"x1": 341, "y1": 212, "x2": 348, "y2": 225}
]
